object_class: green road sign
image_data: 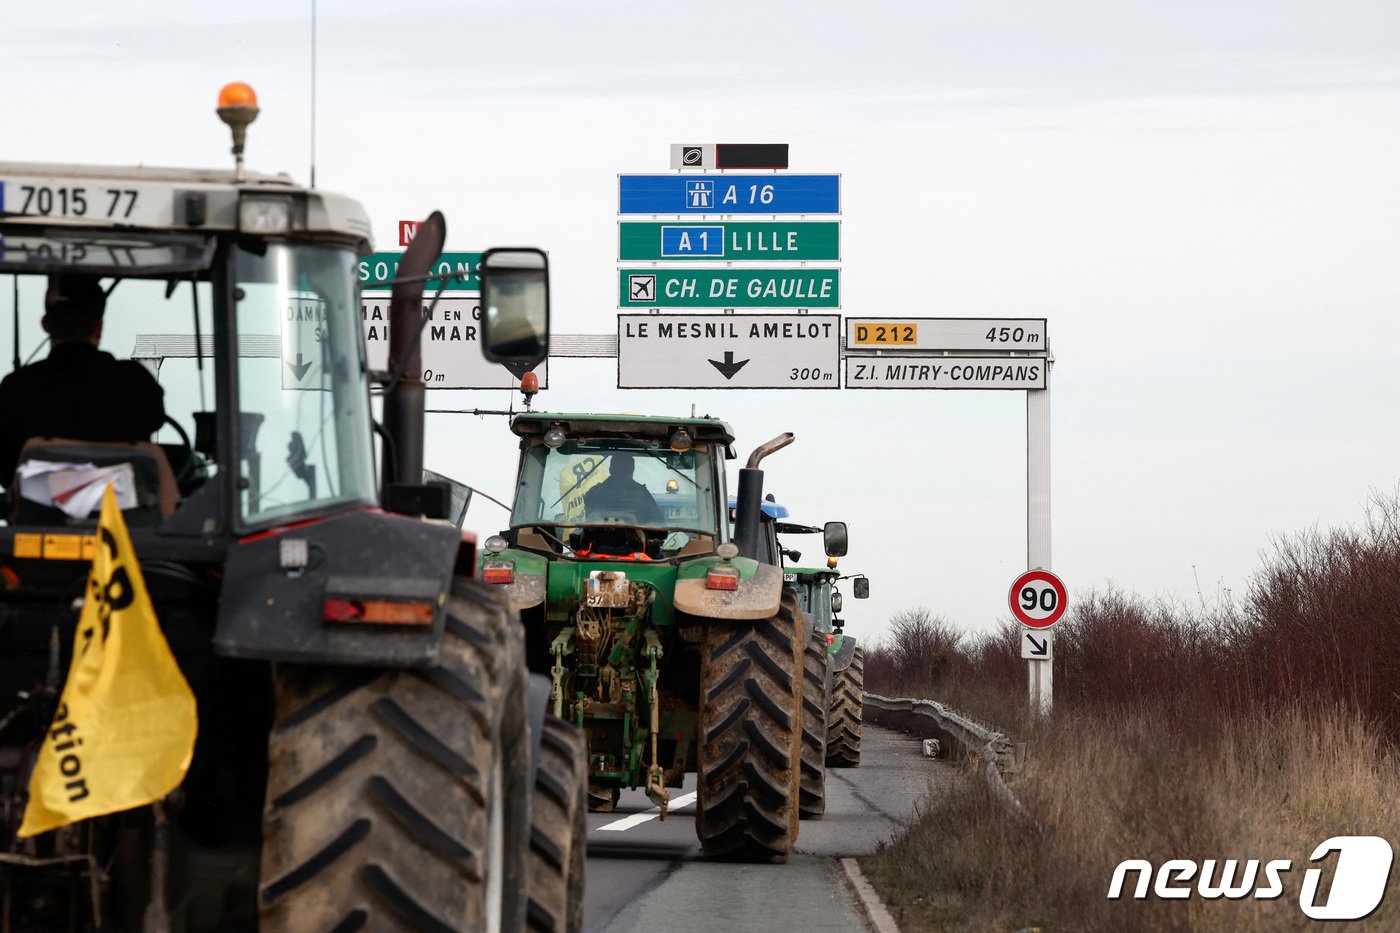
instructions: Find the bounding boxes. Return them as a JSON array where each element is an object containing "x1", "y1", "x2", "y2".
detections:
[
  {"x1": 618, "y1": 268, "x2": 840, "y2": 309},
  {"x1": 358, "y1": 251, "x2": 482, "y2": 291},
  {"x1": 617, "y1": 221, "x2": 840, "y2": 262}
]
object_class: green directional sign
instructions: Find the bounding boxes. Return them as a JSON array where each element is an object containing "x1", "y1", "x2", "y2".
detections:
[
  {"x1": 358, "y1": 251, "x2": 482, "y2": 291},
  {"x1": 618, "y1": 268, "x2": 840, "y2": 309},
  {"x1": 617, "y1": 221, "x2": 840, "y2": 262}
]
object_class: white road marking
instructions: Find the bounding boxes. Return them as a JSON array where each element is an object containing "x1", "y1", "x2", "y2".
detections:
[{"x1": 594, "y1": 792, "x2": 698, "y2": 832}]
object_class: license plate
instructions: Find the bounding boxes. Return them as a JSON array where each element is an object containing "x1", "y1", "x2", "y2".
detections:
[{"x1": 1, "y1": 177, "x2": 170, "y2": 226}]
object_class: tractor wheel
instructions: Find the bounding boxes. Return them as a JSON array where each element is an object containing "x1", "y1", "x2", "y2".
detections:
[
  {"x1": 798, "y1": 630, "x2": 830, "y2": 819},
  {"x1": 695, "y1": 592, "x2": 803, "y2": 862},
  {"x1": 526, "y1": 716, "x2": 587, "y2": 933},
  {"x1": 826, "y1": 645, "x2": 864, "y2": 768},
  {"x1": 260, "y1": 578, "x2": 529, "y2": 933},
  {"x1": 587, "y1": 785, "x2": 620, "y2": 813}
]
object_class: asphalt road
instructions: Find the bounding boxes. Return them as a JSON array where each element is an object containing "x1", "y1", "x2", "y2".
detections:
[{"x1": 583, "y1": 724, "x2": 951, "y2": 933}]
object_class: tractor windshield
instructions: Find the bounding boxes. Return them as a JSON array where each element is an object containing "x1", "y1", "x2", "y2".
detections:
[
  {"x1": 511, "y1": 439, "x2": 719, "y2": 536},
  {"x1": 233, "y1": 242, "x2": 376, "y2": 526}
]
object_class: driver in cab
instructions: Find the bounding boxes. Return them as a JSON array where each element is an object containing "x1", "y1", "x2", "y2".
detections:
[
  {"x1": 0, "y1": 274, "x2": 166, "y2": 485},
  {"x1": 584, "y1": 452, "x2": 662, "y2": 526}
]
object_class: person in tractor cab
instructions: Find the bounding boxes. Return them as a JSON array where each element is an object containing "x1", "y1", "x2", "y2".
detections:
[
  {"x1": 0, "y1": 274, "x2": 166, "y2": 485},
  {"x1": 584, "y1": 452, "x2": 663, "y2": 526}
]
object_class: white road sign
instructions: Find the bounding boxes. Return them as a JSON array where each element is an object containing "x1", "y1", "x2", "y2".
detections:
[
  {"x1": 846, "y1": 356, "x2": 1046, "y2": 389},
  {"x1": 670, "y1": 144, "x2": 716, "y2": 169},
  {"x1": 1009, "y1": 569, "x2": 1068, "y2": 629},
  {"x1": 281, "y1": 291, "x2": 330, "y2": 389},
  {"x1": 362, "y1": 294, "x2": 547, "y2": 390},
  {"x1": 617, "y1": 313, "x2": 839, "y2": 389},
  {"x1": 845, "y1": 317, "x2": 1046, "y2": 353},
  {"x1": 1021, "y1": 629, "x2": 1054, "y2": 660}
]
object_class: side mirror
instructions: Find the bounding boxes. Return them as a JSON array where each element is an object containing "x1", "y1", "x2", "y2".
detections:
[
  {"x1": 853, "y1": 577, "x2": 869, "y2": 599},
  {"x1": 479, "y1": 247, "x2": 549, "y2": 365},
  {"x1": 831, "y1": 591, "x2": 843, "y2": 613},
  {"x1": 823, "y1": 520, "x2": 848, "y2": 558}
]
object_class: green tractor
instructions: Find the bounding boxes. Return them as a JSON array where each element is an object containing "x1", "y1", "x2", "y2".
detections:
[
  {"x1": 749, "y1": 512, "x2": 852, "y2": 818},
  {"x1": 479, "y1": 414, "x2": 808, "y2": 862},
  {"x1": 824, "y1": 573, "x2": 868, "y2": 768},
  {"x1": 779, "y1": 550, "x2": 868, "y2": 771}
]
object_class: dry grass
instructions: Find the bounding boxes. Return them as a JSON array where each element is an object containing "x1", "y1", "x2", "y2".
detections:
[
  {"x1": 859, "y1": 492, "x2": 1400, "y2": 930},
  {"x1": 862, "y1": 705, "x2": 1400, "y2": 931}
]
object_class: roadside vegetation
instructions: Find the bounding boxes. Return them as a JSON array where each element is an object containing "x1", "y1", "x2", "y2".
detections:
[{"x1": 859, "y1": 493, "x2": 1400, "y2": 931}]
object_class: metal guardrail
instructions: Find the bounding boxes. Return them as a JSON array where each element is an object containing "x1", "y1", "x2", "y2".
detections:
[{"x1": 865, "y1": 694, "x2": 1027, "y2": 818}]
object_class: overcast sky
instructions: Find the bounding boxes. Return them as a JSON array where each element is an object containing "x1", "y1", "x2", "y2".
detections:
[{"x1": 6, "y1": 1, "x2": 1400, "y2": 646}]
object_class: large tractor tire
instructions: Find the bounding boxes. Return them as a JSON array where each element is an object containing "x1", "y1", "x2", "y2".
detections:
[
  {"x1": 695, "y1": 592, "x2": 804, "y2": 862},
  {"x1": 260, "y1": 578, "x2": 530, "y2": 933},
  {"x1": 826, "y1": 645, "x2": 864, "y2": 768},
  {"x1": 798, "y1": 630, "x2": 830, "y2": 819},
  {"x1": 526, "y1": 716, "x2": 587, "y2": 933}
]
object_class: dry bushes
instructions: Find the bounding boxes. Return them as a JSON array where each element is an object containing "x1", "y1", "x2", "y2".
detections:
[{"x1": 860, "y1": 492, "x2": 1400, "y2": 930}]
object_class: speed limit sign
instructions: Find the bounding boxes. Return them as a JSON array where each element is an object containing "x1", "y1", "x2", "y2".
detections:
[{"x1": 1009, "y1": 569, "x2": 1067, "y2": 629}]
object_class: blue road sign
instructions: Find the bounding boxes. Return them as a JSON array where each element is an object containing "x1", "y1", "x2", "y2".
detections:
[{"x1": 619, "y1": 174, "x2": 840, "y2": 215}]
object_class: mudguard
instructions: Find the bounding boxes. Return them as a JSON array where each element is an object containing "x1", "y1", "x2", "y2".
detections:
[
  {"x1": 482, "y1": 548, "x2": 549, "y2": 611},
  {"x1": 674, "y1": 556, "x2": 783, "y2": 620},
  {"x1": 830, "y1": 634, "x2": 860, "y2": 673},
  {"x1": 213, "y1": 510, "x2": 457, "y2": 666}
]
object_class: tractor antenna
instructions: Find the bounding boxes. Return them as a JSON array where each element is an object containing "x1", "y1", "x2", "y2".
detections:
[
  {"x1": 309, "y1": 0, "x2": 317, "y2": 188},
  {"x1": 11, "y1": 275, "x2": 19, "y2": 372}
]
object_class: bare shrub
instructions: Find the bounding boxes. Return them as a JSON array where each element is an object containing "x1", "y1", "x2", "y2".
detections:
[
  {"x1": 865, "y1": 607, "x2": 964, "y2": 697},
  {"x1": 862, "y1": 491, "x2": 1400, "y2": 929}
]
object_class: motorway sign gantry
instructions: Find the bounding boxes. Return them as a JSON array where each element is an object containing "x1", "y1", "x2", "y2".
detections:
[
  {"x1": 846, "y1": 356, "x2": 1046, "y2": 389},
  {"x1": 617, "y1": 313, "x2": 839, "y2": 389},
  {"x1": 618, "y1": 221, "x2": 839, "y2": 261},
  {"x1": 618, "y1": 174, "x2": 840, "y2": 215},
  {"x1": 361, "y1": 294, "x2": 547, "y2": 390},
  {"x1": 845, "y1": 317, "x2": 1046, "y2": 353},
  {"x1": 1009, "y1": 570, "x2": 1068, "y2": 629},
  {"x1": 358, "y1": 251, "x2": 481, "y2": 291},
  {"x1": 619, "y1": 268, "x2": 839, "y2": 309}
]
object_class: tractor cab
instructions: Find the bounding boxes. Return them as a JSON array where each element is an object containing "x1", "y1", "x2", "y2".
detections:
[
  {"x1": 726, "y1": 493, "x2": 791, "y2": 565},
  {"x1": 504, "y1": 414, "x2": 736, "y2": 561},
  {"x1": 773, "y1": 519, "x2": 848, "y2": 637},
  {"x1": 0, "y1": 166, "x2": 379, "y2": 542}
]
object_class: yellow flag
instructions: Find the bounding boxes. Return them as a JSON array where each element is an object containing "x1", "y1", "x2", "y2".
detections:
[
  {"x1": 559, "y1": 455, "x2": 608, "y2": 525},
  {"x1": 19, "y1": 484, "x2": 198, "y2": 837}
]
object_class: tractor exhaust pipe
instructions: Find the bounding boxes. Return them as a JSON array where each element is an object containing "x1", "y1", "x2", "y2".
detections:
[
  {"x1": 733, "y1": 432, "x2": 794, "y2": 563},
  {"x1": 381, "y1": 210, "x2": 445, "y2": 498}
]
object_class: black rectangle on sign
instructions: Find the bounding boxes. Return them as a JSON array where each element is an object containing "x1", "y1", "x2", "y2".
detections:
[{"x1": 715, "y1": 144, "x2": 790, "y2": 169}]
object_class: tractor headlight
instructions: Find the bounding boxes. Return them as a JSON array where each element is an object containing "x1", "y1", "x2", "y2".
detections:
[{"x1": 239, "y1": 195, "x2": 294, "y2": 234}]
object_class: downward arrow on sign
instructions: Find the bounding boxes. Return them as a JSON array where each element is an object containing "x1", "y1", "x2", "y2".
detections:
[
  {"x1": 708, "y1": 351, "x2": 749, "y2": 380},
  {"x1": 287, "y1": 353, "x2": 313, "y2": 382},
  {"x1": 1026, "y1": 634, "x2": 1049, "y2": 657}
]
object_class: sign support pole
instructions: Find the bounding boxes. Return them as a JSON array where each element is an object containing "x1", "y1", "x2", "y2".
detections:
[{"x1": 1027, "y1": 354, "x2": 1054, "y2": 714}]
